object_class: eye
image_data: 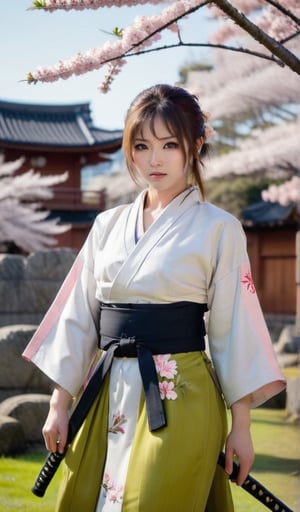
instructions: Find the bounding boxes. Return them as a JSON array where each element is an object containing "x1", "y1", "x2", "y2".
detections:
[
  {"x1": 133, "y1": 143, "x2": 148, "y2": 151},
  {"x1": 164, "y1": 141, "x2": 179, "y2": 149}
]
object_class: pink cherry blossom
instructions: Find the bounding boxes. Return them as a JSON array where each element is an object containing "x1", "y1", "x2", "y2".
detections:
[
  {"x1": 154, "y1": 354, "x2": 178, "y2": 379},
  {"x1": 159, "y1": 380, "x2": 178, "y2": 400},
  {"x1": 108, "y1": 485, "x2": 124, "y2": 503},
  {"x1": 102, "y1": 473, "x2": 124, "y2": 504},
  {"x1": 209, "y1": 0, "x2": 298, "y2": 44},
  {"x1": 262, "y1": 176, "x2": 300, "y2": 207},
  {"x1": 33, "y1": 0, "x2": 166, "y2": 10}
]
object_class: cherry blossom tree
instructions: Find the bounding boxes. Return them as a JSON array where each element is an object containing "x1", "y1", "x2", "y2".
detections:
[
  {"x1": 26, "y1": 0, "x2": 300, "y2": 93},
  {"x1": 183, "y1": 35, "x2": 300, "y2": 179},
  {"x1": 0, "y1": 154, "x2": 70, "y2": 253},
  {"x1": 206, "y1": 113, "x2": 300, "y2": 179}
]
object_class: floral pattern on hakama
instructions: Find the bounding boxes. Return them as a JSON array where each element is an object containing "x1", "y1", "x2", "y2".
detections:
[
  {"x1": 102, "y1": 473, "x2": 124, "y2": 505},
  {"x1": 97, "y1": 354, "x2": 180, "y2": 511},
  {"x1": 154, "y1": 354, "x2": 178, "y2": 400}
]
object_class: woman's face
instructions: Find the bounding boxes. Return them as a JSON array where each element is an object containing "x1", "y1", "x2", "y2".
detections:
[{"x1": 131, "y1": 116, "x2": 189, "y2": 197}]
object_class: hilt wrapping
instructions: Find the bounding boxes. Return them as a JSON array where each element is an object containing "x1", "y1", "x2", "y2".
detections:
[{"x1": 32, "y1": 451, "x2": 65, "y2": 497}]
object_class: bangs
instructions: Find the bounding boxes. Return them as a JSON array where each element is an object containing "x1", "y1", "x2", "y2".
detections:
[{"x1": 132, "y1": 107, "x2": 185, "y2": 148}]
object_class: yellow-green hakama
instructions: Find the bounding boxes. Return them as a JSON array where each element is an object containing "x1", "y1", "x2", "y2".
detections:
[{"x1": 56, "y1": 353, "x2": 234, "y2": 512}]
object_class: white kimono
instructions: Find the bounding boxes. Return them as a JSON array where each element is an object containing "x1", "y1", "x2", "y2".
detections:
[{"x1": 23, "y1": 186, "x2": 285, "y2": 511}]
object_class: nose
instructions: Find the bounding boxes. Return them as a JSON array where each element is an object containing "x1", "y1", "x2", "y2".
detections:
[{"x1": 149, "y1": 148, "x2": 162, "y2": 167}]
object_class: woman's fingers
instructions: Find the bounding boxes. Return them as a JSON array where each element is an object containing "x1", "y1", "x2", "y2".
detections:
[{"x1": 42, "y1": 417, "x2": 69, "y2": 453}]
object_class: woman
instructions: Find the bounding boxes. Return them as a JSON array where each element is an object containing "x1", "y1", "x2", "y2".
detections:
[{"x1": 23, "y1": 84, "x2": 286, "y2": 511}]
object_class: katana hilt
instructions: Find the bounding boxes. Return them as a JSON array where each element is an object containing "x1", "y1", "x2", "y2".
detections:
[{"x1": 32, "y1": 451, "x2": 64, "y2": 497}]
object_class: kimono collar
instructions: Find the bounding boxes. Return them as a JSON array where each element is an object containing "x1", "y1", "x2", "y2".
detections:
[
  {"x1": 128, "y1": 185, "x2": 200, "y2": 249},
  {"x1": 109, "y1": 186, "x2": 200, "y2": 298}
]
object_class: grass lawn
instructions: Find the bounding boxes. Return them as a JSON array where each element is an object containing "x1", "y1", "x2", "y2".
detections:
[
  {"x1": 0, "y1": 447, "x2": 62, "y2": 511},
  {"x1": 230, "y1": 408, "x2": 300, "y2": 511},
  {"x1": 0, "y1": 408, "x2": 299, "y2": 511}
]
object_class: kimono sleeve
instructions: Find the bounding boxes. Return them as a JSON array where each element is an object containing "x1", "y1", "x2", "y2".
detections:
[
  {"x1": 207, "y1": 219, "x2": 286, "y2": 409},
  {"x1": 22, "y1": 221, "x2": 101, "y2": 397}
]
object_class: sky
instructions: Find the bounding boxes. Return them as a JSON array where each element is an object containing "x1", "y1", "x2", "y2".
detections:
[{"x1": 0, "y1": 1, "x2": 217, "y2": 130}]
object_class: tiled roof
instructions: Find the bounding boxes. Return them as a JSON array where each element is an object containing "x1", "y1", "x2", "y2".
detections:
[
  {"x1": 242, "y1": 200, "x2": 296, "y2": 225},
  {"x1": 0, "y1": 100, "x2": 123, "y2": 149},
  {"x1": 47, "y1": 210, "x2": 100, "y2": 223}
]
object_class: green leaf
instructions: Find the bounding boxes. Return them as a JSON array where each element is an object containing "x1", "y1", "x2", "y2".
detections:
[{"x1": 32, "y1": 0, "x2": 46, "y2": 9}]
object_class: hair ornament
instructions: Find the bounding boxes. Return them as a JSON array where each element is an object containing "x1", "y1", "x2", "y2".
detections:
[{"x1": 202, "y1": 111, "x2": 216, "y2": 141}]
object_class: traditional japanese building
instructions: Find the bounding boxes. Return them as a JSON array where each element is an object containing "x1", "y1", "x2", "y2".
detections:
[
  {"x1": 0, "y1": 100, "x2": 123, "y2": 250},
  {"x1": 243, "y1": 200, "x2": 298, "y2": 316}
]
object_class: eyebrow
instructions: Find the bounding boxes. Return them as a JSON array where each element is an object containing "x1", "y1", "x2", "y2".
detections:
[{"x1": 134, "y1": 135, "x2": 177, "y2": 142}]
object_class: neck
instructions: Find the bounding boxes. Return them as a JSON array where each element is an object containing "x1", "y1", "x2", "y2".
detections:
[
  {"x1": 143, "y1": 186, "x2": 190, "y2": 231},
  {"x1": 145, "y1": 186, "x2": 190, "y2": 211}
]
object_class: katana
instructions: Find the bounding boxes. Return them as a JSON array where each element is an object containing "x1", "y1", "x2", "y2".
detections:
[
  {"x1": 31, "y1": 354, "x2": 294, "y2": 512},
  {"x1": 32, "y1": 449, "x2": 294, "y2": 511},
  {"x1": 217, "y1": 452, "x2": 294, "y2": 512}
]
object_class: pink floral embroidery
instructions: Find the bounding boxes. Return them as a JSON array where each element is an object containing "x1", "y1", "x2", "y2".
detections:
[
  {"x1": 241, "y1": 271, "x2": 256, "y2": 294},
  {"x1": 108, "y1": 411, "x2": 127, "y2": 434},
  {"x1": 159, "y1": 380, "x2": 177, "y2": 400},
  {"x1": 154, "y1": 354, "x2": 178, "y2": 379},
  {"x1": 102, "y1": 473, "x2": 124, "y2": 504}
]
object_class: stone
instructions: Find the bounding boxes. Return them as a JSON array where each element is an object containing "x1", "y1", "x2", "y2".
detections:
[
  {"x1": 26, "y1": 249, "x2": 75, "y2": 280},
  {"x1": 0, "y1": 394, "x2": 50, "y2": 443},
  {"x1": 0, "y1": 325, "x2": 52, "y2": 393},
  {"x1": 286, "y1": 376, "x2": 300, "y2": 421},
  {"x1": 275, "y1": 324, "x2": 300, "y2": 354},
  {"x1": 0, "y1": 254, "x2": 25, "y2": 280},
  {"x1": 0, "y1": 415, "x2": 25, "y2": 455},
  {"x1": 0, "y1": 248, "x2": 76, "y2": 327}
]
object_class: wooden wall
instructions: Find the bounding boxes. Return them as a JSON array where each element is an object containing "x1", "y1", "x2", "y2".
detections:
[
  {"x1": 54, "y1": 223, "x2": 91, "y2": 251},
  {"x1": 245, "y1": 226, "x2": 297, "y2": 314}
]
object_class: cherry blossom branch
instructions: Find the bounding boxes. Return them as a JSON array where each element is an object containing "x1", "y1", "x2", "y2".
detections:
[
  {"x1": 26, "y1": 1, "x2": 209, "y2": 85},
  {"x1": 30, "y1": 0, "x2": 170, "y2": 10},
  {"x1": 91, "y1": 30, "x2": 286, "y2": 91},
  {"x1": 213, "y1": 0, "x2": 300, "y2": 74},
  {"x1": 124, "y1": 41, "x2": 284, "y2": 65},
  {"x1": 26, "y1": 0, "x2": 300, "y2": 93},
  {"x1": 101, "y1": 0, "x2": 282, "y2": 66}
]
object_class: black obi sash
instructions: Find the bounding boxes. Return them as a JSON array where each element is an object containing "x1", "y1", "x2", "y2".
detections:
[{"x1": 97, "y1": 301, "x2": 207, "y2": 431}]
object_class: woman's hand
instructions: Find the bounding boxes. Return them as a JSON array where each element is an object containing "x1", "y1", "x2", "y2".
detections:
[
  {"x1": 226, "y1": 395, "x2": 255, "y2": 485},
  {"x1": 42, "y1": 385, "x2": 72, "y2": 454}
]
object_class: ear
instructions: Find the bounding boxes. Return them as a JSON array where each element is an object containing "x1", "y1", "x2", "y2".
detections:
[{"x1": 196, "y1": 137, "x2": 204, "y2": 151}]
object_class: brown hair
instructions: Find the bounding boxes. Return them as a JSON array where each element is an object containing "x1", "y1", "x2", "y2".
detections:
[{"x1": 122, "y1": 83, "x2": 209, "y2": 199}]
